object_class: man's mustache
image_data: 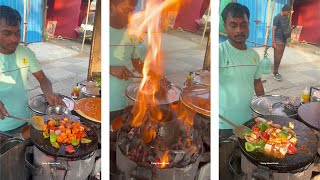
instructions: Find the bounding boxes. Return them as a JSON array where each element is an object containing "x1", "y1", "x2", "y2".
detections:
[{"x1": 234, "y1": 34, "x2": 246, "y2": 38}]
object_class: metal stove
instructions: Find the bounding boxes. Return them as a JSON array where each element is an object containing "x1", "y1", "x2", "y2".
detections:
[{"x1": 240, "y1": 153, "x2": 320, "y2": 180}]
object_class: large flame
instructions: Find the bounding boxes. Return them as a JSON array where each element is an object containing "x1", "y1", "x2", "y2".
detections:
[
  {"x1": 127, "y1": 0, "x2": 189, "y2": 128},
  {"x1": 159, "y1": 150, "x2": 169, "y2": 169}
]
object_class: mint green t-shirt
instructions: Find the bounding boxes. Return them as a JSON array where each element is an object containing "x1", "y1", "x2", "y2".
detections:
[
  {"x1": 110, "y1": 27, "x2": 142, "y2": 111},
  {"x1": 219, "y1": 40, "x2": 262, "y2": 129},
  {"x1": 0, "y1": 45, "x2": 41, "y2": 131}
]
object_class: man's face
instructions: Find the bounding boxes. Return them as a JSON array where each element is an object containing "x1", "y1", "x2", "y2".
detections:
[
  {"x1": 283, "y1": 10, "x2": 291, "y2": 17},
  {"x1": 111, "y1": 0, "x2": 137, "y2": 27},
  {"x1": 224, "y1": 13, "x2": 249, "y2": 44},
  {"x1": 0, "y1": 19, "x2": 20, "y2": 54}
]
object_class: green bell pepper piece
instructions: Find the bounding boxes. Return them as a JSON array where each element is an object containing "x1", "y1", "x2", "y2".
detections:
[
  {"x1": 243, "y1": 130, "x2": 252, "y2": 135},
  {"x1": 51, "y1": 142, "x2": 60, "y2": 149},
  {"x1": 71, "y1": 139, "x2": 80, "y2": 146},
  {"x1": 81, "y1": 138, "x2": 92, "y2": 144},
  {"x1": 50, "y1": 133, "x2": 57, "y2": 143},
  {"x1": 279, "y1": 131, "x2": 289, "y2": 137},
  {"x1": 259, "y1": 123, "x2": 268, "y2": 132},
  {"x1": 43, "y1": 132, "x2": 49, "y2": 139}
]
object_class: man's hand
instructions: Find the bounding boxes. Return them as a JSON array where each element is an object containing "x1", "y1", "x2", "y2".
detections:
[
  {"x1": 272, "y1": 41, "x2": 277, "y2": 49},
  {"x1": 110, "y1": 66, "x2": 134, "y2": 80},
  {"x1": 0, "y1": 101, "x2": 9, "y2": 119},
  {"x1": 44, "y1": 93, "x2": 66, "y2": 106}
]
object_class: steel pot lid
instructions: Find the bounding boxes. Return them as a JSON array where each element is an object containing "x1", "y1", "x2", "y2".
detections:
[
  {"x1": 28, "y1": 94, "x2": 75, "y2": 114},
  {"x1": 180, "y1": 85, "x2": 210, "y2": 116},
  {"x1": 126, "y1": 82, "x2": 182, "y2": 104},
  {"x1": 251, "y1": 95, "x2": 297, "y2": 117}
]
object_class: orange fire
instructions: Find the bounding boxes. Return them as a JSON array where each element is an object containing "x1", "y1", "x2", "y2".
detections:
[
  {"x1": 128, "y1": 0, "x2": 190, "y2": 128},
  {"x1": 159, "y1": 150, "x2": 170, "y2": 169}
]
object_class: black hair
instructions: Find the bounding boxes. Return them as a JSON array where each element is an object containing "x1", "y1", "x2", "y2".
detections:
[
  {"x1": 0, "y1": 5, "x2": 21, "y2": 26},
  {"x1": 282, "y1": 4, "x2": 291, "y2": 12},
  {"x1": 221, "y1": 3, "x2": 250, "y2": 23},
  {"x1": 110, "y1": 0, "x2": 138, "y2": 5}
]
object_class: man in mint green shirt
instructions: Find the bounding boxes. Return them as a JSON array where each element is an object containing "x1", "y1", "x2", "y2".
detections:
[
  {"x1": 219, "y1": 3, "x2": 265, "y2": 138},
  {"x1": 110, "y1": 0, "x2": 144, "y2": 121},
  {"x1": 0, "y1": 6, "x2": 64, "y2": 133}
]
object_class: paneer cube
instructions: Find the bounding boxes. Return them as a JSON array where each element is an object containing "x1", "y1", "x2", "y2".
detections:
[
  {"x1": 279, "y1": 146, "x2": 288, "y2": 156},
  {"x1": 264, "y1": 144, "x2": 272, "y2": 153},
  {"x1": 289, "y1": 122, "x2": 294, "y2": 129},
  {"x1": 250, "y1": 133, "x2": 258, "y2": 140},
  {"x1": 289, "y1": 137, "x2": 298, "y2": 146}
]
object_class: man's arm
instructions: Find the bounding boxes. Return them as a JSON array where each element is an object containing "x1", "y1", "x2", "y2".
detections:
[
  {"x1": 32, "y1": 71, "x2": 64, "y2": 106},
  {"x1": 272, "y1": 26, "x2": 277, "y2": 49},
  {"x1": 0, "y1": 101, "x2": 8, "y2": 119},
  {"x1": 131, "y1": 58, "x2": 144, "y2": 74},
  {"x1": 254, "y1": 78, "x2": 265, "y2": 97}
]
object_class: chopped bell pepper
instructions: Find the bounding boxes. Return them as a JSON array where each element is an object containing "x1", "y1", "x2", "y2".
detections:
[
  {"x1": 81, "y1": 138, "x2": 92, "y2": 144},
  {"x1": 71, "y1": 139, "x2": 80, "y2": 146},
  {"x1": 259, "y1": 122, "x2": 269, "y2": 132},
  {"x1": 43, "y1": 132, "x2": 50, "y2": 139},
  {"x1": 51, "y1": 141, "x2": 60, "y2": 148},
  {"x1": 279, "y1": 131, "x2": 289, "y2": 137},
  {"x1": 50, "y1": 133, "x2": 57, "y2": 143},
  {"x1": 243, "y1": 130, "x2": 252, "y2": 136}
]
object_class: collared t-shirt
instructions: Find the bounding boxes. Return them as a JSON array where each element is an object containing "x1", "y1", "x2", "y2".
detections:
[
  {"x1": 219, "y1": 40, "x2": 262, "y2": 129},
  {"x1": 110, "y1": 27, "x2": 142, "y2": 111},
  {"x1": 273, "y1": 13, "x2": 290, "y2": 43},
  {"x1": 0, "y1": 45, "x2": 42, "y2": 131}
]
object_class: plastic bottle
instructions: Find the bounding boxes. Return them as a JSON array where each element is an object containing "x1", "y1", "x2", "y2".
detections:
[
  {"x1": 261, "y1": 54, "x2": 271, "y2": 74},
  {"x1": 300, "y1": 87, "x2": 310, "y2": 103},
  {"x1": 184, "y1": 72, "x2": 193, "y2": 87},
  {"x1": 71, "y1": 86, "x2": 80, "y2": 100}
]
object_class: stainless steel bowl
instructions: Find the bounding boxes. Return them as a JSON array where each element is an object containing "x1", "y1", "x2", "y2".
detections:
[{"x1": 46, "y1": 105, "x2": 71, "y2": 116}]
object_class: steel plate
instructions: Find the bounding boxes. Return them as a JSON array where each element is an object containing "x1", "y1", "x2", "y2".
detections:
[
  {"x1": 251, "y1": 95, "x2": 292, "y2": 116},
  {"x1": 28, "y1": 94, "x2": 75, "y2": 114},
  {"x1": 180, "y1": 85, "x2": 210, "y2": 116},
  {"x1": 126, "y1": 82, "x2": 182, "y2": 104}
]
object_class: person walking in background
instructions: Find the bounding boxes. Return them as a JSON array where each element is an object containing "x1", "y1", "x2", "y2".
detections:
[{"x1": 272, "y1": 4, "x2": 293, "y2": 81}]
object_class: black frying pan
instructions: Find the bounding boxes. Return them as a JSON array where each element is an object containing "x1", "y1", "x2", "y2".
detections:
[
  {"x1": 239, "y1": 115, "x2": 318, "y2": 172},
  {"x1": 30, "y1": 114, "x2": 98, "y2": 160},
  {"x1": 298, "y1": 102, "x2": 320, "y2": 131}
]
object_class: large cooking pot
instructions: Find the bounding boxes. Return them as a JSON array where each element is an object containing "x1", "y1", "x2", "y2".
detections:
[{"x1": 238, "y1": 115, "x2": 318, "y2": 172}]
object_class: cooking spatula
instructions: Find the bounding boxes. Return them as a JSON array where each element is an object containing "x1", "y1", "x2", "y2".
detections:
[
  {"x1": 7, "y1": 115, "x2": 44, "y2": 131},
  {"x1": 219, "y1": 115, "x2": 251, "y2": 139}
]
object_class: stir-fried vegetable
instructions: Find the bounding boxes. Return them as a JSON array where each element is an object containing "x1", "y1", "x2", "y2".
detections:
[
  {"x1": 41, "y1": 116, "x2": 92, "y2": 153},
  {"x1": 243, "y1": 121, "x2": 298, "y2": 158}
]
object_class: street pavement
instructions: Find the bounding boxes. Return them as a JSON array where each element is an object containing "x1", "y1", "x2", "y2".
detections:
[
  {"x1": 27, "y1": 35, "x2": 320, "y2": 103},
  {"x1": 254, "y1": 43, "x2": 320, "y2": 99},
  {"x1": 26, "y1": 33, "x2": 207, "y2": 100}
]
